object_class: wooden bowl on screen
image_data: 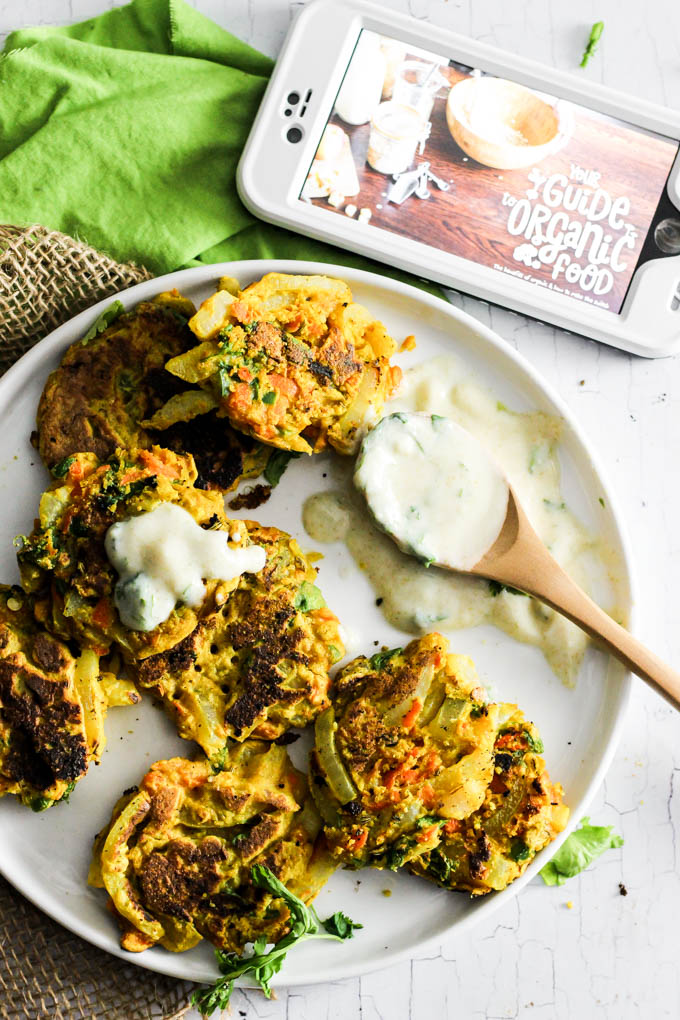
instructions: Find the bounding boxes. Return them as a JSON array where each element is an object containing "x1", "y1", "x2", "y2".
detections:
[{"x1": 446, "y1": 77, "x2": 565, "y2": 170}]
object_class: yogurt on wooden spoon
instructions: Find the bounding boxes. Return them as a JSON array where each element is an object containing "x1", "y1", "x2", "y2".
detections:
[{"x1": 354, "y1": 411, "x2": 509, "y2": 570}]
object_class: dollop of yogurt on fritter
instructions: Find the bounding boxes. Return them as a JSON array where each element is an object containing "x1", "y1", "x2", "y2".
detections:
[{"x1": 105, "y1": 503, "x2": 266, "y2": 631}]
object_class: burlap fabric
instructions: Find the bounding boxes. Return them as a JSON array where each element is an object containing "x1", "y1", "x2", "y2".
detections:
[
  {"x1": 0, "y1": 224, "x2": 153, "y2": 371},
  {"x1": 0, "y1": 224, "x2": 194, "y2": 1020}
]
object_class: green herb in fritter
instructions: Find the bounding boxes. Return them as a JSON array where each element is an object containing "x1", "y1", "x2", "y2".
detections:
[
  {"x1": 82, "y1": 301, "x2": 125, "y2": 343},
  {"x1": 294, "y1": 581, "x2": 326, "y2": 612},
  {"x1": 263, "y1": 449, "x2": 301, "y2": 487}
]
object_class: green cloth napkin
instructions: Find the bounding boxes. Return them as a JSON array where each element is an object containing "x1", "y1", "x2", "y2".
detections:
[{"x1": 0, "y1": 0, "x2": 436, "y2": 288}]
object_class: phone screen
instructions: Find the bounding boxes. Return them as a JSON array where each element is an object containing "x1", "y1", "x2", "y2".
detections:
[{"x1": 299, "y1": 30, "x2": 679, "y2": 314}]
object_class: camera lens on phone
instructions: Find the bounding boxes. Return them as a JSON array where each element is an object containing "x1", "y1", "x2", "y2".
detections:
[
  {"x1": 654, "y1": 218, "x2": 680, "y2": 255},
  {"x1": 287, "y1": 91, "x2": 300, "y2": 105},
  {"x1": 286, "y1": 126, "x2": 303, "y2": 144}
]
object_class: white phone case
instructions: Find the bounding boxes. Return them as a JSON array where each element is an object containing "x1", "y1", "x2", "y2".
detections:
[{"x1": 238, "y1": 0, "x2": 680, "y2": 357}]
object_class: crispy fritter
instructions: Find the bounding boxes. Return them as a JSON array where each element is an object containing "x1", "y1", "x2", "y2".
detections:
[
  {"x1": 310, "y1": 633, "x2": 502, "y2": 869},
  {"x1": 0, "y1": 584, "x2": 137, "y2": 810},
  {"x1": 409, "y1": 709, "x2": 568, "y2": 895},
  {"x1": 135, "y1": 524, "x2": 344, "y2": 758},
  {"x1": 89, "y1": 743, "x2": 335, "y2": 953},
  {"x1": 16, "y1": 447, "x2": 248, "y2": 660},
  {"x1": 36, "y1": 292, "x2": 270, "y2": 492},
  {"x1": 145, "y1": 274, "x2": 402, "y2": 456},
  {"x1": 157, "y1": 413, "x2": 270, "y2": 493}
]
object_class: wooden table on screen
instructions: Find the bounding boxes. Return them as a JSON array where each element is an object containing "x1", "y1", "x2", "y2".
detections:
[{"x1": 311, "y1": 66, "x2": 675, "y2": 312}]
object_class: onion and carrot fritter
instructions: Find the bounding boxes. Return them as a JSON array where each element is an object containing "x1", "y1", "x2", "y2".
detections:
[
  {"x1": 0, "y1": 584, "x2": 138, "y2": 810},
  {"x1": 36, "y1": 291, "x2": 270, "y2": 492},
  {"x1": 409, "y1": 708, "x2": 569, "y2": 894},
  {"x1": 89, "y1": 743, "x2": 335, "y2": 953},
  {"x1": 135, "y1": 523, "x2": 344, "y2": 759},
  {"x1": 310, "y1": 633, "x2": 502, "y2": 870},
  {"x1": 16, "y1": 447, "x2": 249, "y2": 660},
  {"x1": 145, "y1": 274, "x2": 402, "y2": 455}
]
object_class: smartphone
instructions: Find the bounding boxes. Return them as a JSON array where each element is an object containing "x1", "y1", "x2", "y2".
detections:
[{"x1": 237, "y1": 0, "x2": 680, "y2": 357}]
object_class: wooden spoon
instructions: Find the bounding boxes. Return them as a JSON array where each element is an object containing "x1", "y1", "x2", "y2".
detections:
[
  {"x1": 471, "y1": 488, "x2": 680, "y2": 709},
  {"x1": 356, "y1": 411, "x2": 680, "y2": 710}
]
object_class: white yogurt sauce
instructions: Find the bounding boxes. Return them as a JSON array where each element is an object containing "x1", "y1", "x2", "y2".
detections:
[
  {"x1": 354, "y1": 412, "x2": 509, "y2": 569},
  {"x1": 105, "y1": 503, "x2": 266, "y2": 631},
  {"x1": 304, "y1": 355, "x2": 623, "y2": 685}
]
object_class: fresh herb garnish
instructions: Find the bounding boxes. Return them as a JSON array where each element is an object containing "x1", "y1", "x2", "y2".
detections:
[
  {"x1": 82, "y1": 301, "x2": 125, "y2": 343},
  {"x1": 523, "y1": 729, "x2": 544, "y2": 754},
  {"x1": 320, "y1": 911, "x2": 363, "y2": 939},
  {"x1": 369, "y1": 647, "x2": 402, "y2": 671},
  {"x1": 190, "y1": 866, "x2": 362, "y2": 1015},
  {"x1": 51, "y1": 455, "x2": 75, "y2": 478},
  {"x1": 540, "y1": 816, "x2": 623, "y2": 886},
  {"x1": 211, "y1": 744, "x2": 229, "y2": 773},
  {"x1": 294, "y1": 581, "x2": 326, "y2": 612},
  {"x1": 263, "y1": 449, "x2": 301, "y2": 487},
  {"x1": 509, "y1": 839, "x2": 531, "y2": 862},
  {"x1": 262, "y1": 390, "x2": 277, "y2": 405},
  {"x1": 384, "y1": 840, "x2": 411, "y2": 871},
  {"x1": 428, "y1": 848, "x2": 452, "y2": 884},
  {"x1": 60, "y1": 780, "x2": 77, "y2": 803},
  {"x1": 30, "y1": 795, "x2": 53, "y2": 812},
  {"x1": 580, "y1": 21, "x2": 604, "y2": 67},
  {"x1": 328, "y1": 643, "x2": 343, "y2": 663}
]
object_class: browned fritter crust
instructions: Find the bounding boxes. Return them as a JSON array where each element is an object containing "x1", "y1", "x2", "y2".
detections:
[
  {"x1": 37, "y1": 296, "x2": 195, "y2": 468},
  {"x1": 36, "y1": 292, "x2": 271, "y2": 492},
  {"x1": 0, "y1": 584, "x2": 105, "y2": 809},
  {"x1": 89, "y1": 745, "x2": 335, "y2": 954},
  {"x1": 134, "y1": 524, "x2": 344, "y2": 758}
]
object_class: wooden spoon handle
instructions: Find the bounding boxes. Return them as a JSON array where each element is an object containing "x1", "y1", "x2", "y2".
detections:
[
  {"x1": 522, "y1": 552, "x2": 680, "y2": 709},
  {"x1": 474, "y1": 492, "x2": 680, "y2": 709}
]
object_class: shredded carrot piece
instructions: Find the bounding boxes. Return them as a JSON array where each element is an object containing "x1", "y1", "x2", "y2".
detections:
[
  {"x1": 402, "y1": 698, "x2": 422, "y2": 731},
  {"x1": 120, "y1": 469, "x2": 146, "y2": 485},
  {"x1": 311, "y1": 607, "x2": 337, "y2": 622},
  {"x1": 269, "y1": 372, "x2": 298, "y2": 399},
  {"x1": 60, "y1": 508, "x2": 75, "y2": 534},
  {"x1": 137, "y1": 450, "x2": 180, "y2": 479},
  {"x1": 420, "y1": 782, "x2": 436, "y2": 808},
  {"x1": 92, "y1": 597, "x2": 114, "y2": 631},
  {"x1": 350, "y1": 829, "x2": 368, "y2": 852},
  {"x1": 417, "y1": 824, "x2": 440, "y2": 844},
  {"x1": 443, "y1": 819, "x2": 462, "y2": 835},
  {"x1": 227, "y1": 382, "x2": 253, "y2": 415}
]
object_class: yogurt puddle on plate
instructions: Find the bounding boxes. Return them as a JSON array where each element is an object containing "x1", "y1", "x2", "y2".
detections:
[{"x1": 304, "y1": 354, "x2": 623, "y2": 685}]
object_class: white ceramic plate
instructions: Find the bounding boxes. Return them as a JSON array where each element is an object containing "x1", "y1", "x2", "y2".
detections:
[{"x1": 0, "y1": 261, "x2": 633, "y2": 986}]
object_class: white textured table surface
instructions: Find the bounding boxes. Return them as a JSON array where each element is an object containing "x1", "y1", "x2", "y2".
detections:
[{"x1": 2, "y1": 1, "x2": 679, "y2": 1018}]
